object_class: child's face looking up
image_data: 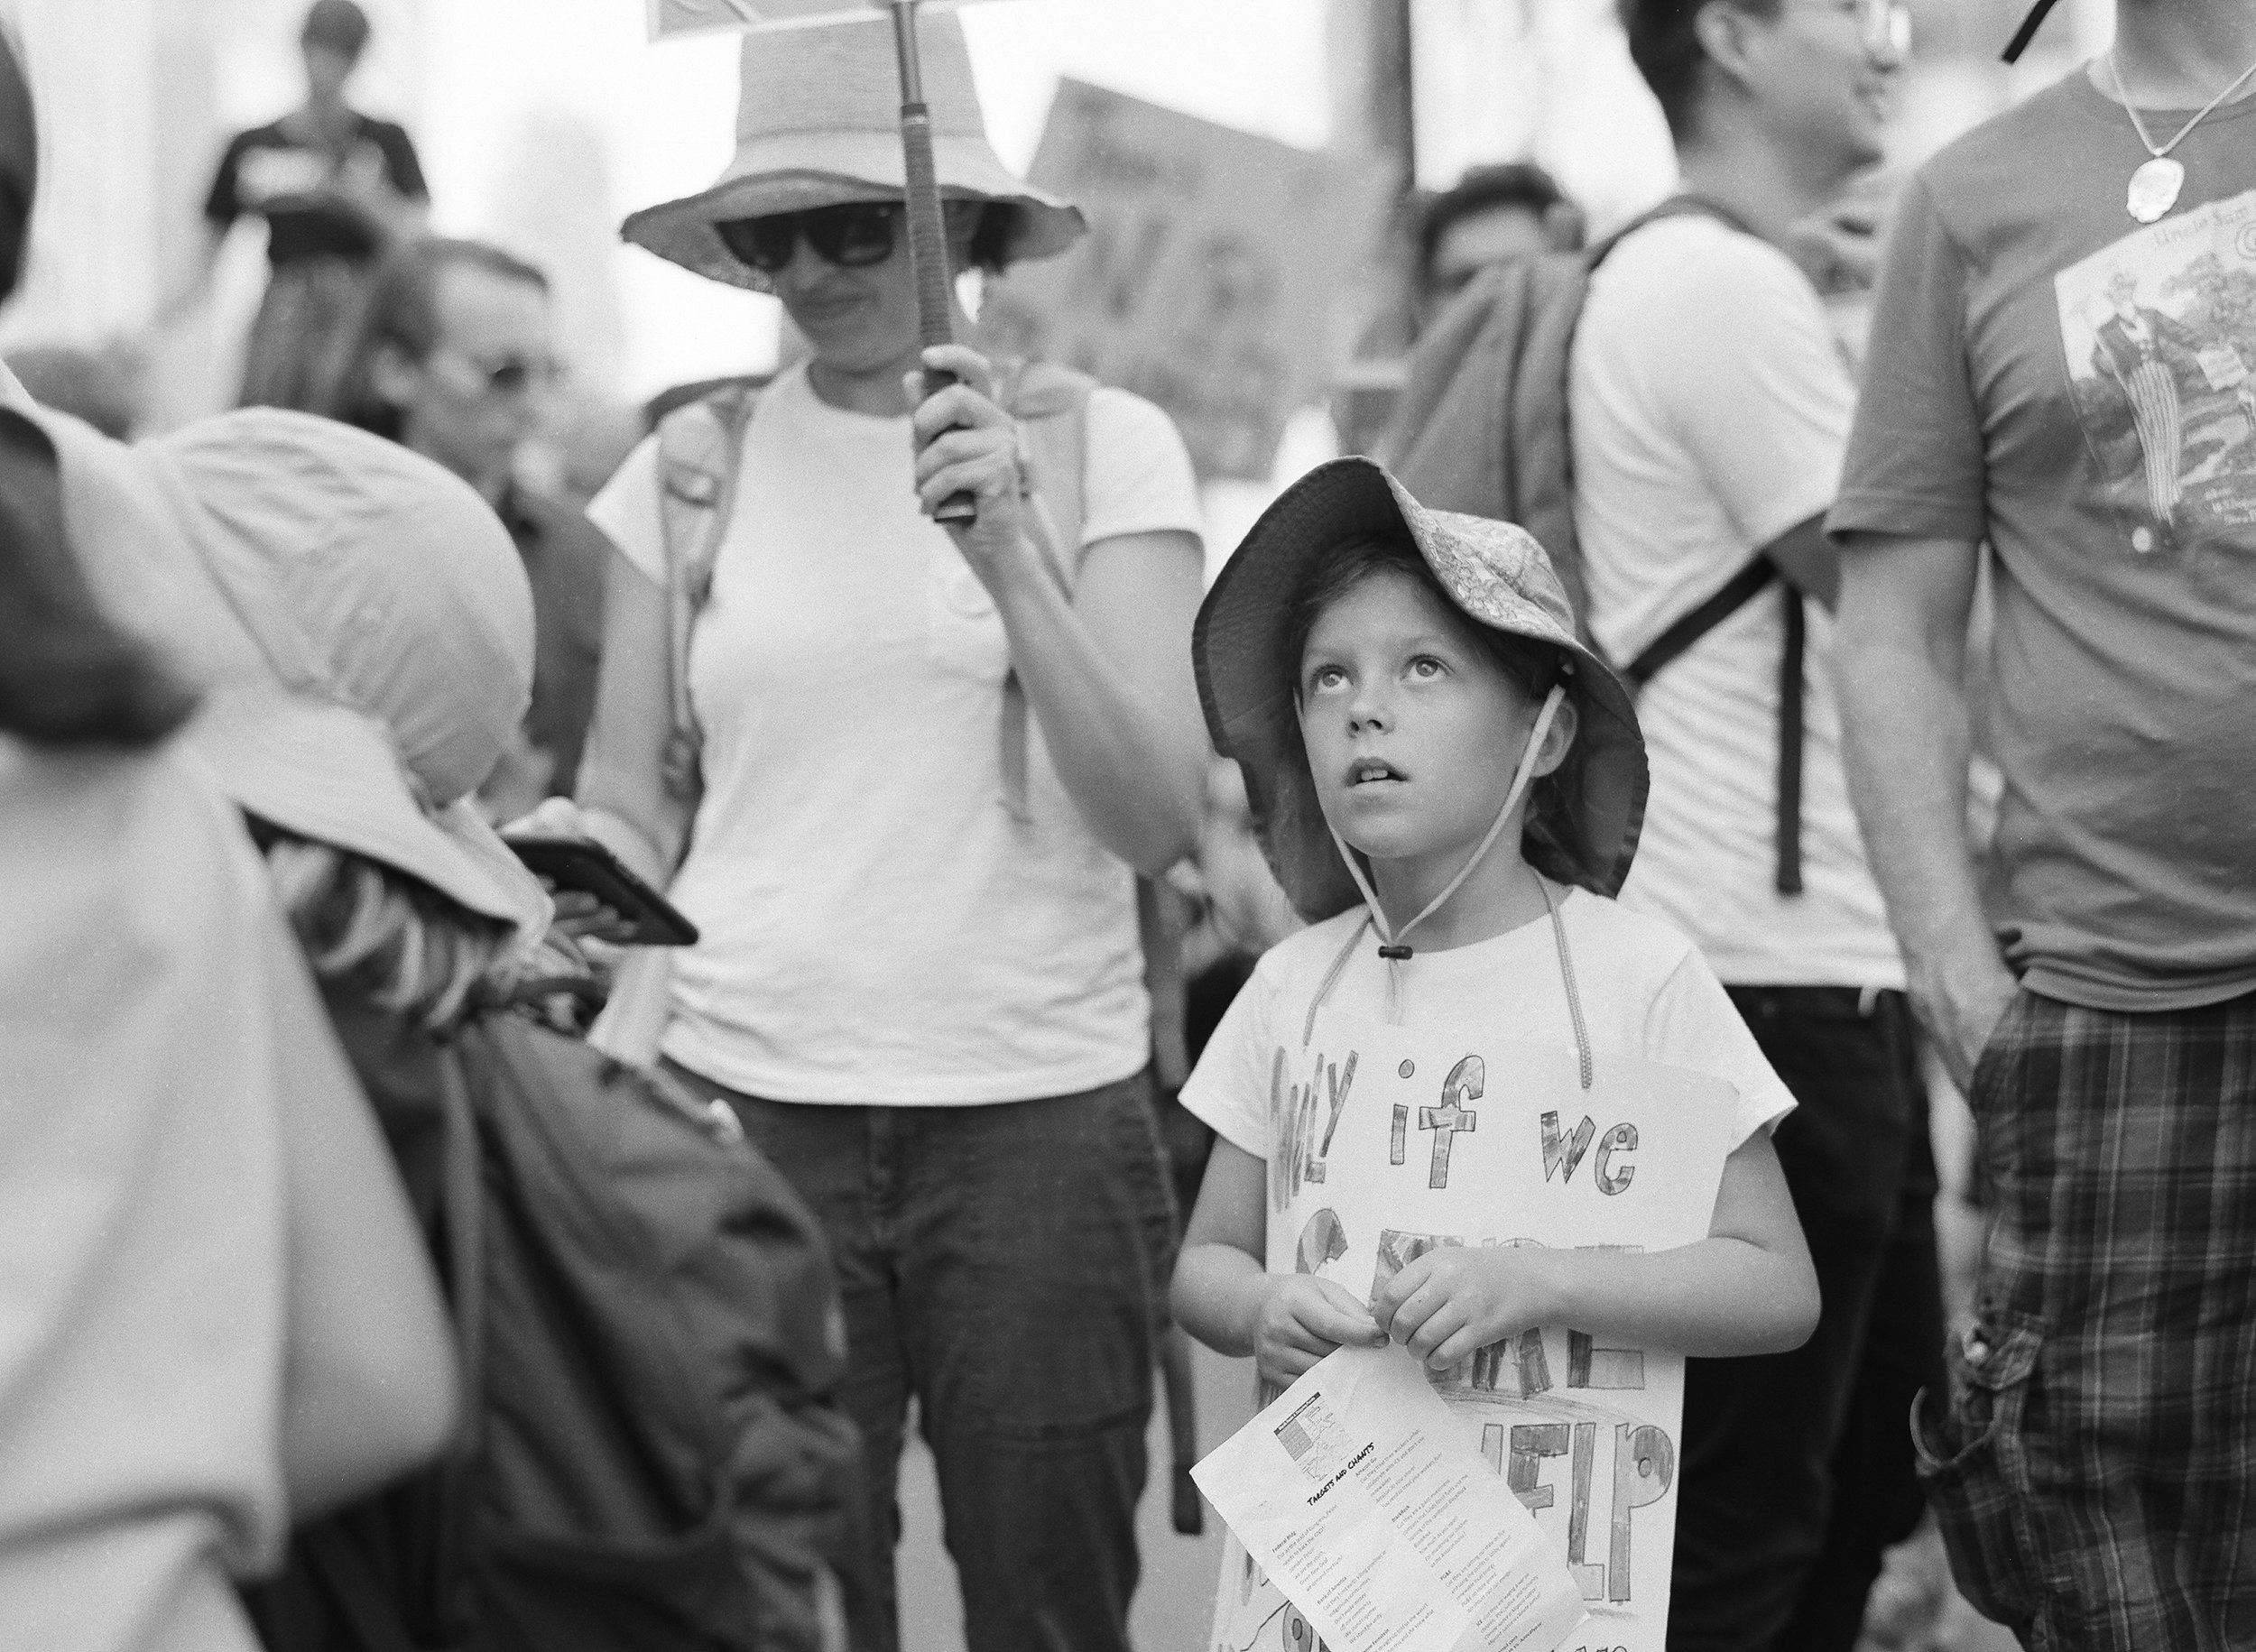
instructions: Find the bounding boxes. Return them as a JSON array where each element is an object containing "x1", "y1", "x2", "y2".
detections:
[{"x1": 1298, "y1": 568, "x2": 1572, "y2": 872}]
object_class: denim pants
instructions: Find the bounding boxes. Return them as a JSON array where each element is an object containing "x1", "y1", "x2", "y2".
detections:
[
  {"x1": 669, "y1": 1064, "x2": 1178, "y2": 1652},
  {"x1": 1668, "y1": 987, "x2": 1945, "y2": 1652}
]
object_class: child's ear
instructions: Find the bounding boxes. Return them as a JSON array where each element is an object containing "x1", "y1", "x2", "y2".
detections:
[{"x1": 1531, "y1": 696, "x2": 1578, "y2": 779}]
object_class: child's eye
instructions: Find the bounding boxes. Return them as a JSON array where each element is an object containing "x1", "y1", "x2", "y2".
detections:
[
  {"x1": 1308, "y1": 664, "x2": 1349, "y2": 693},
  {"x1": 1409, "y1": 656, "x2": 1447, "y2": 679}
]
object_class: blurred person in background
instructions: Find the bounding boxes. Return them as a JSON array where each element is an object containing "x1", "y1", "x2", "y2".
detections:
[
  {"x1": 164, "y1": 0, "x2": 427, "y2": 411},
  {"x1": 549, "y1": 16, "x2": 1206, "y2": 1649},
  {"x1": 1, "y1": 30, "x2": 458, "y2": 1638},
  {"x1": 1573, "y1": 4, "x2": 1930, "y2": 1651},
  {"x1": 328, "y1": 237, "x2": 605, "y2": 818},
  {"x1": 1414, "y1": 161, "x2": 1584, "y2": 325},
  {"x1": 1833, "y1": 0, "x2": 2256, "y2": 1642}
]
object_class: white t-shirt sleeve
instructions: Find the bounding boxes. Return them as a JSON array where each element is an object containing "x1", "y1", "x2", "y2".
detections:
[
  {"x1": 1639, "y1": 232, "x2": 1851, "y2": 550},
  {"x1": 1079, "y1": 387, "x2": 1204, "y2": 549},
  {"x1": 1178, "y1": 952, "x2": 1282, "y2": 1159},
  {"x1": 585, "y1": 431, "x2": 666, "y2": 586},
  {"x1": 1641, "y1": 945, "x2": 1798, "y2": 1147}
]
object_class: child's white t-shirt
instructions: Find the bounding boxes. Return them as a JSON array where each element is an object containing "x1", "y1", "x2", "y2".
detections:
[{"x1": 1181, "y1": 889, "x2": 1797, "y2": 1158}]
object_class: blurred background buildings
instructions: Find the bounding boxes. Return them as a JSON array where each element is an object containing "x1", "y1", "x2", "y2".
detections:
[{"x1": 0, "y1": 0, "x2": 2110, "y2": 429}]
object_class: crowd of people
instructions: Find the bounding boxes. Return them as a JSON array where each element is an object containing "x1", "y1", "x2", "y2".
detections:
[{"x1": 4, "y1": 0, "x2": 2253, "y2": 1650}]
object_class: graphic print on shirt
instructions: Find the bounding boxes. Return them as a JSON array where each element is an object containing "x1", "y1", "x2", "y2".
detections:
[
  {"x1": 1217, "y1": 1027, "x2": 1737, "y2": 1652},
  {"x1": 2056, "y1": 189, "x2": 2256, "y2": 552}
]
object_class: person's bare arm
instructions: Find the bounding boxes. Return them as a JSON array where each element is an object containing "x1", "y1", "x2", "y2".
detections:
[
  {"x1": 1374, "y1": 1130, "x2": 1818, "y2": 1363},
  {"x1": 1761, "y1": 512, "x2": 1839, "y2": 611},
  {"x1": 271, "y1": 933, "x2": 460, "y2": 1520},
  {"x1": 1172, "y1": 1139, "x2": 1385, "y2": 1389},
  {"x1": 911, "y1": 346, "x2": 1206, "y2": 874},
  {"x1": 1835, "y1": 531, "x2": 2018, "y2": 1089}
]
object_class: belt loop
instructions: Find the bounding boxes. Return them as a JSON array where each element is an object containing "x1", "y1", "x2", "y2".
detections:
[{"x1": 1858, "y1": 983, "x2": 1881, "y2": 1019}]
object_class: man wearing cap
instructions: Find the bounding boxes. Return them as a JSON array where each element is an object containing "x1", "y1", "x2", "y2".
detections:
[
  {"x1": 1832, "y1": 0, "x2": 2256, "y2": 1641},
  {"x1": 564, "y1": 17, "x2": 1207, "y2": 1652},
  {"x1": 1567, "y1": 5, "x2": 1928, "y2": 1650}
]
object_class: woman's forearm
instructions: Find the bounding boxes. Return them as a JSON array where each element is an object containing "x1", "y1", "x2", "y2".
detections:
[{"x1": 986, "y1": 535, "x2": 1204, "y2": 874}]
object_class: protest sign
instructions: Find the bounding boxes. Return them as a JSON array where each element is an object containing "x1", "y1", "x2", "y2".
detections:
[
  {"x1": 1207, "y1": 1015, "x2": 1737, "y2": 1652},
  {"x1": 976, "y1": 80, "x2": 1391, "y2": 482},
  {"x1": 648, "y1": 0, "x2": 997, "y2": 39}
]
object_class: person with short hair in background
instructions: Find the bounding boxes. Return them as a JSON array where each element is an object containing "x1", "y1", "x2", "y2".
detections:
[
  {"x1": 1573, "y1": 3, "x2": 1930, "y2": 1649},
  {"x1": 1415, "y1": 161, "x2": 1582, "y2": 323},
  {"x1": 175, "y1": 0, "x2": 427, "y2": 411},
  {"x1": 328, "y1": 237, "x2": 605, "y2": 816},
  {"x1": 1832, "y1": 0, "x2": 2256, "y2": 1642}
]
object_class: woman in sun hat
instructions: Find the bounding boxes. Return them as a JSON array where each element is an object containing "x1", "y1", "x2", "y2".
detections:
[
  {"x1": 1169, "y1": 457, "x2": 1817, "y2": 1649},
  {"x1": 550, "y1": 14, "x2": 1206, "y2": 1650}
]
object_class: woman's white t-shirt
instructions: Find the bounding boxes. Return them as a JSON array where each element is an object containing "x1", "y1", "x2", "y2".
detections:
[
  {"x1": 1181, "y1": 891, "x2": 1798, "y2": 1158},
  {"x1": 587, "y1": 365, "x2": 1202, "y2": 1104}
]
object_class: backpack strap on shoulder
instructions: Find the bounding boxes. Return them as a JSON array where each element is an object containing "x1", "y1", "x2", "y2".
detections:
[
  {"x1": 1592, "y1": 201, "x2": 1808, "y2": 897},
  {"x1": 653, "y1": 378, "x2": 764, "y2": 811},
  {"x1": 992, "y1": 358, "x2": 1095, "y2": 825}
]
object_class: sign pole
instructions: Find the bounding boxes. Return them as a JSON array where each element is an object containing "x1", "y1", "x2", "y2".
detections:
[{"x1": 889, "y1": 0, "x2": 976, "y2": 523}]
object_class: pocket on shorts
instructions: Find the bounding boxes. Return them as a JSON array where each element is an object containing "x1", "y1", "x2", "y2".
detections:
[
  {"x1": 1910, "y1": 1310, "x2": 2046, "y2": 1628},
  {"x1": 1967, "y1": 988, "x2": 2032, "y2": 1112}
]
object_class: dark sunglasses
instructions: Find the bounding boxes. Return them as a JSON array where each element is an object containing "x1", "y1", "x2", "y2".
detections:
[{"x1": 716, "y1": 203, "x2": 900, "y2": 275}]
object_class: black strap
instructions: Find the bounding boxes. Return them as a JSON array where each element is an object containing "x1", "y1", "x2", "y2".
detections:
[
  {"x1": 1622, "y1": 556, "x2": 1780, "y2": 687},
  {"x1": 1604, "y1": 195, "x2": 1810, "y2": 899},
  {"x1": 1775, "y1": 583, "x2": 1806, "y2": 896},
  {"x1": 2002, "y1": 0, "x2": 2057, "y2": 62},
  {"x1": 1622, "y1": 558, "x2": 1808, "y2": 897},
  {"x1": 299, "y1": 1526, "x2": 425, "y2": 1652}
]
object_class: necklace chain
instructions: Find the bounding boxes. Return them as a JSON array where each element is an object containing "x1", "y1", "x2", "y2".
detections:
[{"x1": 2111, "y1": 49, "x2": 2256, "y2": 159}]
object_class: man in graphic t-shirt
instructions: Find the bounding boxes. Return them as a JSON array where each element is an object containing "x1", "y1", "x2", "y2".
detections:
[
  {"x1": 1831, "y1": 1, "x2": 2256, "y2": 1644},
  {"x1": 1572, "y1": 5, "x2": 1924, "y2": 1651}
]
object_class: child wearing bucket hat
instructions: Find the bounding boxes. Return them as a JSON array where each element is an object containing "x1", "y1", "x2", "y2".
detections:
[
  {"x1": 1172, "y1": 458, "x2": 1820, "y2": 1646},
  {"x1": 569, "y1": 16, "x2": 1208, "y2": 1651}
]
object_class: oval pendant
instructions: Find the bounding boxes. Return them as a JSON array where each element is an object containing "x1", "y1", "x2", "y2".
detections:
[{"x1": 2128, "y1": 156, "x2": 2185, "y2": 224}]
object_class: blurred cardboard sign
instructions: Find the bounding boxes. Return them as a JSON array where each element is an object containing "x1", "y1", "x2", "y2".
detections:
[
  {"x1": 649, "y1": 0, "x2": 997, "y2": 37},
  {"x1": 980, "y1": 80, "x2": 1391, "y2": 482}
]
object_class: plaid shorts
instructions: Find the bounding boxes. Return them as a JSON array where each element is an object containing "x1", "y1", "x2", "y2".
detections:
[{"x1": 1912, "y1": 987, "x2": 2256, "y2": 1650}]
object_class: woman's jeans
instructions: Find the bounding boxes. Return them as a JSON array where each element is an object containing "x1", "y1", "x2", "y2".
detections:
[{"x1": 669, "y1": 1064, "x2": 1179, "y2": 1652}]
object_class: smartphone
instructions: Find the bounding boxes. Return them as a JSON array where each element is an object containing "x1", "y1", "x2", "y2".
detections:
[{"x1": 505, "y1": 835, "x2": 700, "y2": 946}]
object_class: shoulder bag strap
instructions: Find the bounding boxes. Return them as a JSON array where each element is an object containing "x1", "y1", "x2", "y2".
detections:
[
  {"x1": 995, "y1": 360, "x2": 1093, "y2": 824},
  {"x1": 1597, "y1": 196, "x2": 1808, "y2": 897},
  {"x1": 654, "y1": 382, "x2": 763, "y2": 842}
]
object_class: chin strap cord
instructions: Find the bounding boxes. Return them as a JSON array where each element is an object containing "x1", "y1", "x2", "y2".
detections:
[{"x1": 1320, "y1": 686, "x2": 1567, "y2": 1026}]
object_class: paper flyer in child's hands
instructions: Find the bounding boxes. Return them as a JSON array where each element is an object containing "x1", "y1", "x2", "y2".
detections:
[
  {"x1": 1195, "y1": 1343, "x2": 1587, "y2": 1652},
  {"x1": 1202, "y1": 1023, "x2": 1738, "y2": 1652}
]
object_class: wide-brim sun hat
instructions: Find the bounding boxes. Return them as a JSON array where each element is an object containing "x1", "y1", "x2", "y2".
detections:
[
  {"x1": 621, "y1": 12, "x2": 1084, "y2": 295},
  {"x1": 45, "y1": 405, "x2": 553, "y2": 951},
  {"x1": 1195, "y1": 456, "x2": 1650, "y2": 923}
]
